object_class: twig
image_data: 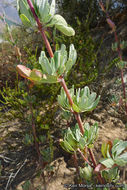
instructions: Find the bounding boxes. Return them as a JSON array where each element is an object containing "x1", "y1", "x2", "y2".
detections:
[
  {"x1": 5, "y1": 172, "x2": 13, "y2": 190},
  {"x1": 11, "y1": 159, "x2": 27, "y2": 181},
  {"x1": 0, "y1": 155, "x2": 14, "y2": 163},
  {"x1": 5, "y1": 159, "x2": 27, "y2": 190}
]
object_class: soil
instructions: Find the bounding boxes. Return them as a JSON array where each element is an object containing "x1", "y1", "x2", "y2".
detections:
[{"x1": 0, "y1": 74, "x2": 127, "y2": 190}]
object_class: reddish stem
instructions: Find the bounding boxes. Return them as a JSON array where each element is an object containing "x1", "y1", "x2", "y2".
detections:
[
  {"x1": 74, "y1": 112, "x2": 84, "y2": 134},
  {"x1": 99, "y1": 1, "x2": 127, "y2": 114},
  {"x1": 78, "y1": 149, "x2": 93, "y2": 168},
  {"x1": 59, "y1": 76, "x2": 74, "y2": 106},
  {"x1": 27, "y1": 0, "x2": 104, "y2": 184},
  {"x1": 88, "y1": 148, "x2": 97, "y2": 167},
  {"x1": 114, "y1": 32, "x2": 127, "y2": 112},
  {"x1": 73, "y1": 152, "x2": 80, "y2": 176},
  {"x1": 27, "y1": 0, "x2": 53, "y2": 58},
  {"x1": 30, "y1": 103, "x2": 41, "y2": 158}
]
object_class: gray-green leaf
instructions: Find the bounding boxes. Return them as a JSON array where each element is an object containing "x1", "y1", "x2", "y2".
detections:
[{"x1": 46, "y1": 14, "x2": 75, "y2": 36}]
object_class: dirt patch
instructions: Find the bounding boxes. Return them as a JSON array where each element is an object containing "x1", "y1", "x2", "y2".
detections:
[{"x1": 0, "y1": 96, "x2": 127, "y2": 190}]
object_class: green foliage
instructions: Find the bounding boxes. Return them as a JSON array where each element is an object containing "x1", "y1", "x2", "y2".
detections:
[
  {"x1": 82, "y1": 123, "x2": 99, "y2": 147},
  {"x1": 40, "y1": 147, "x2": 51, "y2": 162},
  {"x1": 23, "y1": 133, "x2": 34, "y2": 145},
  {"x1": 112, "y1": 41, "x2": 127, "y2": 52},
  {"x1": 0, "y1": 82, "x2": 28, "y2": 121},
  {"x1": 18, "y1": 0, "x2": 75, "y2": 36},
  {"x1": 46, "y1": 14, "x2": 75, "y2": 36},
  {"x1": 55, "y1": 1, "x2": 102, "y2": 86},
  {"x1": 58, "y1": 85, "x2": 100, "y2": 113},
  {"x1": 18, "y1": 0, "x2": 36, "y2": 27},
  {"x1": 60, "y1": 122, "x2": 99, "y2": 153},
  {"x1": 116, "y1": 60, "x2": 127, "y2": 69},
  {"x1": 79, "y1": 164, "x2": 93, "y2": 181},
  {"x1": 61, "y1": 110, "x2": 72, "y2": 120},
  {"x1": 22, "y1": 180, "x2": 32, "y2": 190},
  {"x1": 56, "y1": 28, "x2": 101, "y2": 86},
  {"x1": 56, "y1": 0, "x2": 100, "y2": 28},
  {"x1": 102, "y1": 167, "x2": 120, "y2": 183},
  {"x1": 1, "y1": 0, "x2": 127, "y2": 186},
  {"x1": 17, "y1": 44, "x2": 77, "y2": 84},
  {"x1": 100, "y1": 140, "x2": 127, "y2": 168},
  {"x1": 112, "y1": 140, "x2": 127, "y2": 166}
]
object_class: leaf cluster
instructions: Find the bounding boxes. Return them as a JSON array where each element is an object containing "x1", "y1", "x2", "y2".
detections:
[
  {"x1": 18, "y1": 0, "x2": 75, "y2": 36},
  {"x1": 58, "y1": 85, "x2": 100, "y2": 113},
  {"x1": 60, "y1": 122, "x2": 99, "y2": 153}
]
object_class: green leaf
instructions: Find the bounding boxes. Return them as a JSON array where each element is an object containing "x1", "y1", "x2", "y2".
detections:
[
  {"x1": 102, "y1": 167, "x2": 120, "y2": 183},
  {"x1": 66, "y1": 129, "x2": 77, "y2": 148},
  {"x1": 40, "y1": 124, "x2": 49, "y2": 129},
  {"x1": 39, "y1": 0, "x2": 51, "y2": 24},
  {"x1": 101, "y1": 141, "x2": 112, "y2": 159},
  {"x1": 117, "y1": 61, "x2": 127, "y2": 69},
  {"x1": 39, "y1": 51, "x2": 52, "y2": 75},
  {"x1": 79, "y1": 137, "x2": 87, "y2": 150},
  {"x1": 35, "y1": 0, "x2": 42, "y2": 9},
  {"x1": 99, "y1": 158, "x2": 114, "y2": 168},
  {"x1": 83, "y1": 122, "x2": 99, "y2": 146},
  {"x1": 112, "y1": 140, "x2": 127, "y2": 158},
  {"x1": 58, "y1": 87, "x2": 72, "y2": 111},
  {"x1": 60, "y1": 140, "x2": 69, "y2": 152},
  {"x1": 72, "y1": 103, "x2": 80, "y2": 112},
  {"x1": 46, "y1": 14, "x2": 75, "y2": 36},
  {"x1": 18, "y1": 0, "x2": 35, "y2": 25},
  {"x1": 63, "y1": 140, "x2": 75, "y2": 153},
  {"x1": 101, "y1": 142, "x2": 108, "y2": 158},
  {"x1": 73, "y1": 86, "x2": 100, "y2": 113},
  {"x1": 40, "y1": 74, "x2": 58, "y2": 83},
  {"x1": 114, "y1": 152, "x2": 127, "y2": 166},
  {"x1": 74, "y1": 124, "x2": 81, "y2": 141},
  {"x1": 49, "y1": 0, "x2": 55, "y2": 17},
  {"x1": 29, "y1": 69, "x2": 42, "y2": 83},
  {"x1": 60, "y1": 140, "x2": 74, "y2": 154},
  {"x1": 80, "y1": 165, "x2": 93, "y2": 181},
  {"x1": 66, "y1": 44, "x2": 77, "y2": 72},
  {"x1": 20, "y1": 14, "x2": 31, "y2": 27},
  {"x1": 54, "y1": 51, "x2": 61, "y2": 71}
]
